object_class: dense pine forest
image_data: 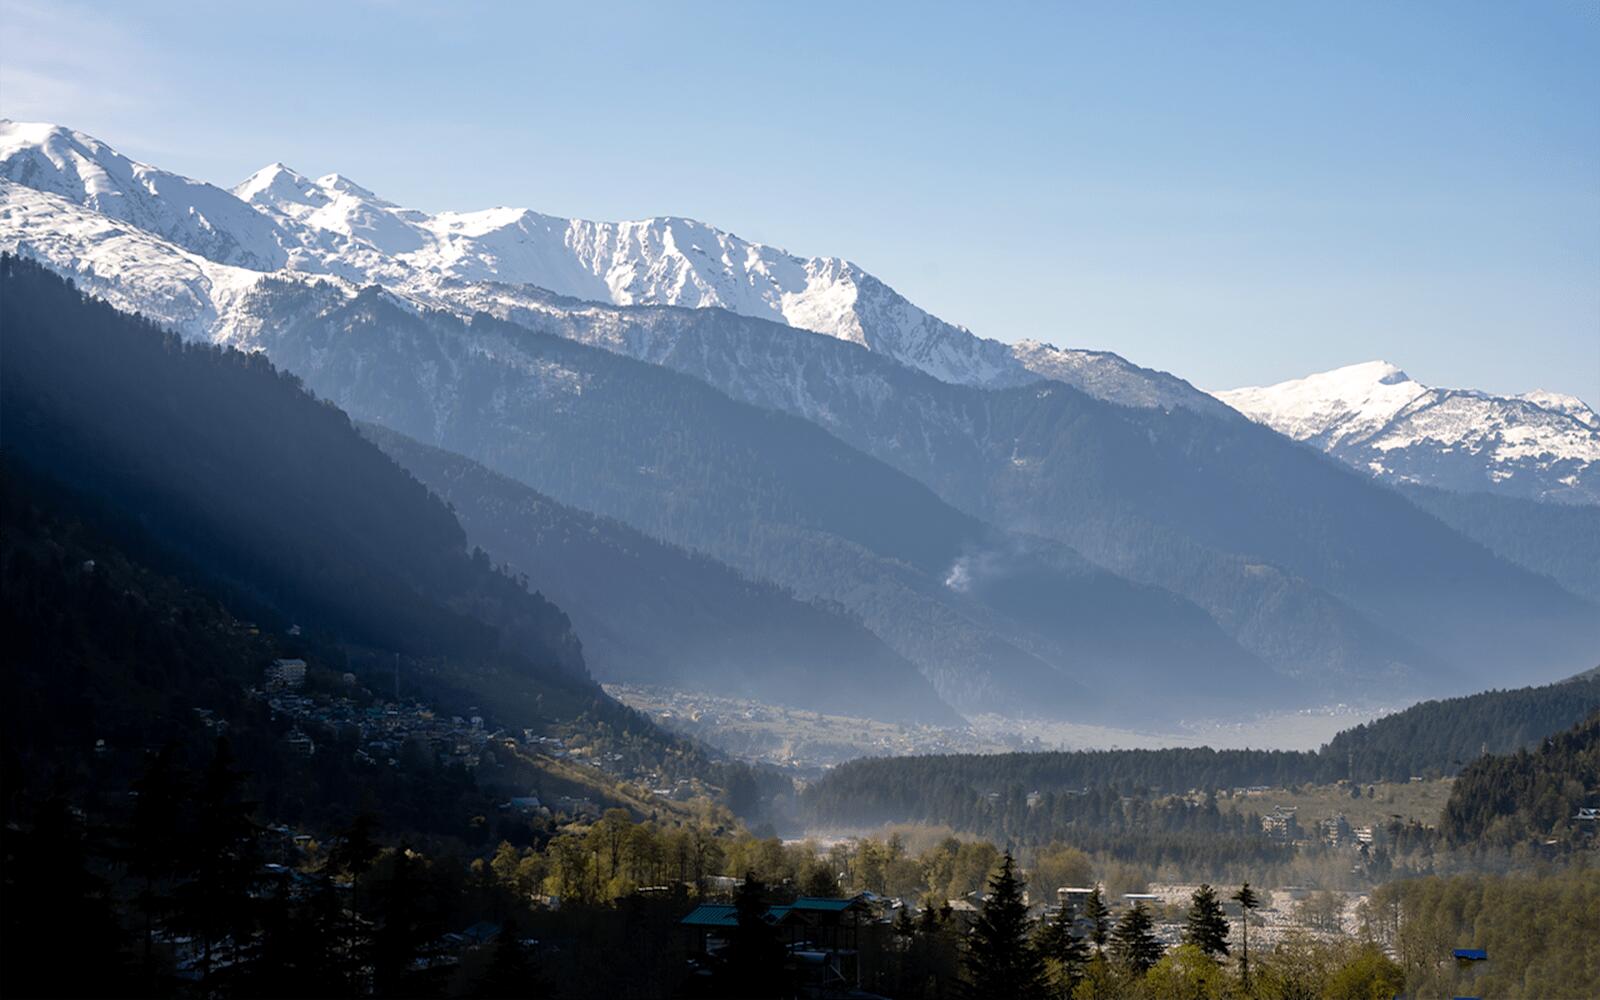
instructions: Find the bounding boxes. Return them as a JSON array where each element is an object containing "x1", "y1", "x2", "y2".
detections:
[{"x1": 1441, "y1": 711, "x2": 1600, "y2": 849}]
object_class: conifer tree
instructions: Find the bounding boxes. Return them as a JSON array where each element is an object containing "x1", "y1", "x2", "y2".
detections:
[
  {"x1": 1033, "y1": 901, "x2": 1090, "y2": 995},
  {"x1": 173, "y1": 737, "x2": 261, "y2": 990},
  {"x1": 469, "y1": 917, "x2": 542, "y2": 998},
  {"x1": 328, "y1": 811, "x2": 382, "y2": 986},
  {"x1": 1110, "y1": 902, "x2": 1163, "y2": 975},
  {"x1": 370, "y1": 844, "x2": 440, "y2": 999},
  {"x1": 1182, "y1": 883, "x2": 1230, "y2": 959},
  {"x1": 961, "y1": 853, "x2": 1049, "y2": 1000},
  {"x1": 1082, "y1": 886, "x2": 1111, "y2": 955},
  {"x1": 1233, "y1": 882, "x2": 1262, "y2": 988},
  {"x1": 723, "y1": 873, "x2": 788, "y2": 998},
  {"x1": 128, "y1": 746, "x2": 185, "y2": 984}
]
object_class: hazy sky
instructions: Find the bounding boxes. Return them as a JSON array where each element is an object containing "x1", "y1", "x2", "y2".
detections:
[{"x1": 3, "y1": 0, "x2": 1597, "y2": 403}]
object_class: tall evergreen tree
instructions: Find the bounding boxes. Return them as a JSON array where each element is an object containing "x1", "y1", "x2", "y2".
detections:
[
  {"x1": 1110, "y1": 902, "x2": 1163, "y2": 975},
  {"x1": 127, "y1": 746, "x2": 186, "y2": 987},
  {"x1": 0, "y1": 792, "x2": 130, "y2": 998},
  {"x1": 240, "y1": 871, "x2": 349, "y2": 999},
  {"x1": 468, "y1": 917, "x2": 542, "y2": 998},
  {"x1": 172, "y1": 737, "x2": 261, "y2": 991},
  {"x1": 722, "y1": 873, "x2": 788, "y2": 999},
  {"x1": 1033, "y1": 902, "x2": 1090, "y2": 996},
  {"x1": 961, "y1": 853, "x2": 1049, "y2": 1000},
  {"x1": 370, "y1": 844, "x2": 441, "y2": 999},
  {"x1": 1182, "y1": 883, "x2": 1230, "y2": 959},
  {"x1": 1233, "y1": 882, "x2": 1262, "y2": 988},
  {"x1": 1082, "y1": 886, "x2": 1111, "y2": 956},
  {"x1": 328, "y1": 811, "x2": 382, "y2": 990}
]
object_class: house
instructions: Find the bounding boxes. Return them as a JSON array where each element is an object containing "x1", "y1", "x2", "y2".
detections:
[
  {"x1": 267, "y1": 658, "x2": 307, "y2": 690},
  {"x1": 284, "y1": 728, "x2": 315, "y2": 757},
  {"x1": 1056, "y1": 886, "x2": 1097, "y2": 911},
  {"x1": 681, "y1": 895, "x2": 873, "y2": 991},
  {"x1": 1262, "y1": 806, "x2": 1301, "y2": 840}
]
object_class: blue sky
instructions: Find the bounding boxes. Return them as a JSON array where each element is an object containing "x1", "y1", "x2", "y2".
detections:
[{"x1": 3, "y1": 0, "x2": 1597, "y2": 403}]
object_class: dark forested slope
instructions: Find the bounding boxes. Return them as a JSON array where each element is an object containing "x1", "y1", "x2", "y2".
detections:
[
  {"x1": 0, "y1": 256, "x2": 584, "y2": 689},
  {"x1": 1440, "y1": 711, "x2": 1600, "y2": 848},
  {"x1": 1397, "y1": 483, "x2": 1600, "y2": 604},
  {"x1": 363, "y1": 424, "x2": 959, "y2": 725}
]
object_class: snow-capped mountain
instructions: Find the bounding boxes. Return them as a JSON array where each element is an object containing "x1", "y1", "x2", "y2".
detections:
[
  {"x1": 1215, "y1": 362, "x2": 1600, "y2": 504},
  {"x1": 5, "y1": 119, "x2": 1597, "y2": 708},
  {"x1": 0, "y1": 119, "x2": 1221, "y2": 413},
  {"x1": 0, "y1": 121, "x2": 287, "y2": 271},
  {"x1": 0, "y1": 179, "x2": 276, "y2": 337}
]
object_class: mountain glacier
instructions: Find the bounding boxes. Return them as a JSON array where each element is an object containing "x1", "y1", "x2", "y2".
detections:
[{"x1": 1216, "y1": 362, "x2": 1600, "y2": 504}]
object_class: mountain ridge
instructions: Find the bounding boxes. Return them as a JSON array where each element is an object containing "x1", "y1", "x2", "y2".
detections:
[
  {"x1": 1, "y1": 118, "x2": 1226, "y2": 415},
  {"x1": 1215, "y1": 361, "x2": 1600, "y2": 503},
  {"x1": 4, "y1": 120, "x2": 1597, "y2": 720}
]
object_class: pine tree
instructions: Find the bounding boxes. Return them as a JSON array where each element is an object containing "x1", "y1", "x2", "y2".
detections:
[
  {"x1": 128, "y1": 746, "x2": 185, "y2": 987},
  {"x1": 328, "y1": 811, "x2": 382, "y2": 990},
  {"x1": 370, "y1": 844, "x2": 441, "y2": 999},
  {"x1": 172, "y1": 737, "x2": 261, "y2": 991},
  {"x1": 1033, "y1": 902, "x2": 1090, "y2": 995},
  {"x1": 1110, "y1": 902, "x2": 1163, "y2": 975},
  {"x1": 241, "y1": 871, "x2": 349, "y2": 998},
  {"x1": 1182, "y1": 883, "x2": 1230, "y2": 959},
  {"x1": 469, "y1": 917, "x2": 542, "y2": 998},
  {"x1": 723, "y1": 873, "x2": 788, "y2": 999},
  {"x1": 1082, "y1": 886, "x2": 1111, "y2": 955},
  {"x1": 1232, "y1": 882, "x2": 1262, "y2": 988},
  {"x1": 961, "y1": 853, "x2": 1050, "y2": 1000}
]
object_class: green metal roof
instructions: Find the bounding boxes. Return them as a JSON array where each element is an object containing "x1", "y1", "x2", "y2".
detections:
[
  {"x1": 681, "y1": 904, "x2": 738, "y2": 927},
  {"x1": 791, "y1": 896, "x2": 866, "y2": 912},
  {"x1": 681, "y1": 896, "x2": 864, "y2": 927}
]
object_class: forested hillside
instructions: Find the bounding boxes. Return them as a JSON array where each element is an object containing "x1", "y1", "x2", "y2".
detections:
[
  {"x1": 0, "y1": 255, "x2": 740, "y2": 791},
  {"x1": 1398, "y1": 483, "x2": 1600, "y2": 604},
  {"x1": 364, "y1": 424, "x2": 959, "y2": 724},
  {"x1": 802, "y1": 674, "x2": 1600, "y2": 836},
  {"x1": 239, "y1": 280, "x2": 1279, "y2": 718},
  {"x1": 1320, "y1": 676, "x2": 1600, "y2": 780},
  {"x1": 1440, "y1": 712, "x2": 1600, "y2": 848},
  {"x1": 496, "y1": 291, "x2": 1600, "y2": 696},
  {"x1": 0, "y1": 255, "x2": 583, "y2": 690},
  {"x1": 0, "y1": 463, "x2": 522, "y2": 838}
]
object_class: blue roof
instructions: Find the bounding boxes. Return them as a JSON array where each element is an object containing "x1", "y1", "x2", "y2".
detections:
[
  {"x1": 681, "y1": 896, "x2": 864, "y2": 927},
  {"x1": 1454, "y1": 948, "x2": 1487, "y2": 960},
  {"x1": 791, "y1": 895, "x2": 866, "y2": 912},
  {"x1": 682, "y1": 904, "x2": 739, "y2": 927}
]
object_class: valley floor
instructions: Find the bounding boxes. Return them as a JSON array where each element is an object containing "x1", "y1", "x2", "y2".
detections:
[{"x1": 606, "y1": 684, "x2": 1394, "y2": 773}]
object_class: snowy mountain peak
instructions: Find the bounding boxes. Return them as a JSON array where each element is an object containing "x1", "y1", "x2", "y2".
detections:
[
  {"x1": 1215, "y1": 363, "x2": 1600, "y2": 503},
  {"x1": 2, "y1": 119, "x2": 1226, "y2": 414},
  {"x1": 1519, "y1": 390, "x2": 1600, "y2": 430},
  {"x1": 1212, "y1": 361, "x2": 1428, "y2": 448},
  {"x1": 233, "y1": 162, "x2": 327, "y2": 208},
  {"x1": 1366, "y1": 360, "x2": 1411, "y2": 384},
  {"x1": 1, "y1": 119, "x2": 288, "y2": 271},
  {"x1": 315, "y1": 172, "x2": 384, "y2": 202}
]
